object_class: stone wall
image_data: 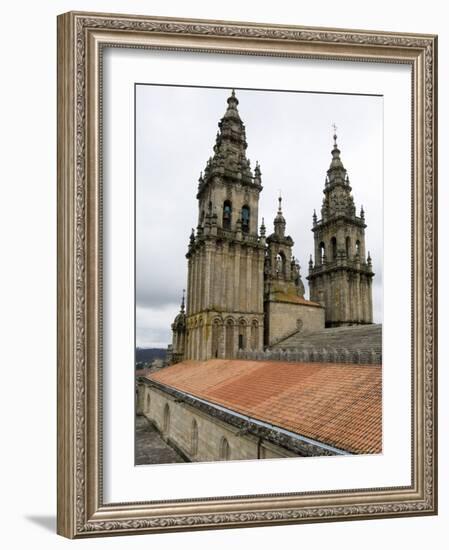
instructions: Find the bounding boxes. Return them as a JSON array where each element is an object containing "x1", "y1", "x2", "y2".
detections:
[
  {"x1": 185, "y1": 310, "x2": 264, "y2": 361},
  {"x1": 265, "y1": 300, "x2": 325, "y2": 346},
  {"x1": 137, "y1": 382, "x2": 308, "y2": 462},
  {"x1": 185, "y1": 223, "x2": 266, "y2": 361}
]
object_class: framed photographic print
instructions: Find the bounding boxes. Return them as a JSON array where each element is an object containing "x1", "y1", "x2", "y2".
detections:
[{"x1": 57, "y1": 11, "x2": 437, "y2": 538}]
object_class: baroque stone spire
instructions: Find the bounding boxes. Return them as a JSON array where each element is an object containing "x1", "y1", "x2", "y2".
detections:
[
  {"x1": 180, "y1": 89, "x2": 265, "y2": 362},
  {"x1": 320, "y1": 130, "x2": 356, "y2": 221},
  {"x1": 265, "y1": 194, "x2": 304, "y2": 298},
  {"x1": 307, "y1": 129, "x2": 374, "y2": 327},
  {"x1": 197, "y1": 89, "x2": 262, "y2": 198},
  {"x1": 274, "y1": 195, "x2": 286, "y2": 238}
]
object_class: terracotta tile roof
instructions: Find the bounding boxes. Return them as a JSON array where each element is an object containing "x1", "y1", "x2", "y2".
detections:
[
  {"x1": 272, "y1": 292, "x2": 322, "y2": 307},
  {"x1": 147, "y1": 360, "x2": 382, "y2": 455}
]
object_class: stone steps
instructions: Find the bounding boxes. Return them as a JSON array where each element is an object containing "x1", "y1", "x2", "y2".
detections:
[{"x1": 272, "y1": 324, "x2": 382, "y2": 353}]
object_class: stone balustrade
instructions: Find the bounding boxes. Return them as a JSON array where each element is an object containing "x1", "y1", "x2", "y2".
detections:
[{"x1": 236, "y1": 347, "x2": 381, "y2": 365}]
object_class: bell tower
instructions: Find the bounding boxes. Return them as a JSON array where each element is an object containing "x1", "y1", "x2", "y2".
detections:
[
  {"x1": 182, "y1": 90, "x2": 265, "y2": 360},
  {"x1": 264, "y1": 196, "x2": 305, "y2": 300},
  {"x1": 307, "y1": 130, "x2": 374, "y2": 327}
]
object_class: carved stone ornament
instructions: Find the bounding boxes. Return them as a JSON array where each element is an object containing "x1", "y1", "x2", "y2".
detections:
[{"x1": 57, "y1": 11, "x2": 437, "y2": 538}]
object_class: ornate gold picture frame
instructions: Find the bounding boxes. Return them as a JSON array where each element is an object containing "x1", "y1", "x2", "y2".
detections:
[{"x1": 57, "y1": 11, "x2": 437, "y2": 538}]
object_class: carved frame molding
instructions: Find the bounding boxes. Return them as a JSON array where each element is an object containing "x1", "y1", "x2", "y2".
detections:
[{"x1": 57, "y1": 11, "x2": 437, "y2": 538}]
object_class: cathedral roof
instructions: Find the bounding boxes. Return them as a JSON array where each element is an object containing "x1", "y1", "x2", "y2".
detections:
[
  {"x1": 147, "y1": 359, "x2": 381, "y2": 455},
  {"x1": 268, "y1": 291, "x2": 322, "y2": 307}
]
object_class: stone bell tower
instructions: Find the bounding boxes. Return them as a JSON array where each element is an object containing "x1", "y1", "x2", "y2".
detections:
[
  {"x1": 264, "y1": 196, "x2": 305, "y2": 300},
  {"x1": 181, "y1": 90, "x2": 265, "y2": 360},
  {"x1": 264, "y1": 196, "x2": 324, "y2": 345},
  {"x1": 307, "y1": 130, "x2": 374, "y2": 327}
]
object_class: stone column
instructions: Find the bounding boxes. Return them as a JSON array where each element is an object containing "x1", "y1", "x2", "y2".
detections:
[
  {"x1": 222, "y1": 242, "x2": 228, "y2": 311},
  {"x1": 234, "y1": 322, "x2": 239, "y2": 358},
  {"x1": 186, "y1": 258, "x2": 193, "y2": 315},
  {"x1": 226, "y1": 243, "x2": 233, "y2": 311},
  {"x1": 246, "y1": 248, "x2": 252, "y2": 311},
  {"x1": 355, "y1": 273, "x2": 361, "y2": 322},
  {"x1": 198, "y1": 248, "x2": 204, "y2": 312},
  {"x1": 205, "y1": 315, "x2": 213, "y2": 359},
  {"x1": 348, "y1": 275, "x2": 353, "y2": 322},
  {"x1": 258, "y1": 322, "x2": 264, "y2": 352},
  {"x1": 190, "y1": 326, "x2": 194, "y2": 360},
  {"x1": 360, "y1": 278, "x2": 366, "y2": 322},
  {"x1": 194, "y1": 325, "x2": 199, "y2": 360},
  {"x1": 314, "y1": 237, "x2": 321, "y2": 265},
  {"x1": 234, "y1": 244, "x2": 241, "y2": 311},
  {"x1": 203, "y1": 242, "x2": 213, "y2": 310},
  {"x1": 191, "y1": 326, "x2": 196, "y2": 360},
  {"x1": 360, "y1": 232, "x2": 366, "y2": 262},
  {"x1": 343, "y1": 274, "x2": 349, "y2": 323},
  {"x1": 218, "y1": 322, "x2": 225, "y2": 358},
  {"x1": 367, "y1": 278, "x2": 373, "y2": 323},
  {"x1": 191, "y1": 255, "x2": 198, "y2": 315},
  {"x1": 214, "y1": 245, "x2": 221, "y2": 311},
  {"x1": 258, "y1": 248, "x2": 264, "y2": 313},
  {"x1": 245, "y1": 321, "x2": 251, "y2": 352}
]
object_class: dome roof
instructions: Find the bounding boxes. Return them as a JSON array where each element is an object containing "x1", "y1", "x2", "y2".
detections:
[
  {"x1": 173, "y1": 311, "x2": 186, "y2": 327},
  {"x1": 172, "y1": 291, "x2": 186, "y2": 330}
]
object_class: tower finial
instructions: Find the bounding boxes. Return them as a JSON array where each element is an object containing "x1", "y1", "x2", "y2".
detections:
[
  {"x1": 260, "y1": 217, "x2": 266, "y2": 237},
  {"x1": 332, "y1": 122, "x2": 338, "y2": 147},
  {"x1": 181, "y1": 289, "x2": 186, "y2": 312},
  {"x1": 274, "y1": 193, "x2": 286, "y2": 237},
  {"x1": 227, "y1": 88, "x2": 239, "y2": 107}
]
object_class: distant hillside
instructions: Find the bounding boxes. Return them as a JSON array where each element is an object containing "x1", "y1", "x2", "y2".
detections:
[{"x1": 136, "y1": 348, "x2": 167, "y2": 363}]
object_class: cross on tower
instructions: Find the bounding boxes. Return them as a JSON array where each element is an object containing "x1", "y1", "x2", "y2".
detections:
[{"x1": 332, "y1": 123, "x2": 338, "y2": 147}]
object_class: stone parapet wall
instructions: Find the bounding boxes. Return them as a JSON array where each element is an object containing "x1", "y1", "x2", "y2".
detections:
[
  {"x1": 136, "y1": 380, "x2": 300, "y2": 462},
  {"x1": 236, "y1": 347, "x2": 381, "y2": 365}
]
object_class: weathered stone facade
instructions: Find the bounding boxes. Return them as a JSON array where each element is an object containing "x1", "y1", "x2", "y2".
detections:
[
  {"x1": 137, "y1": 378, "x2": 343, "y2": 461},
  {"x1": 172, "y1": 90, "x2": 266, "y2": 361},
  {"x1": 265, "y1": 299, "x2": 324, "y2": 347},
  {"x1": 169, "y1": 92, "x2": 374, "y2": 362},
  {"x1": 307, "y1": 132, "x2": 374, "y2": 326},
  {"x1": 263, "y1": 196, "x2": 325, "y2": 345}
]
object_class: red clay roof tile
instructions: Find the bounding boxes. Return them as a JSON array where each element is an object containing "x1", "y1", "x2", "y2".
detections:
[{"x1": 147, "y1": 359, "x2": 382, "y2": 455}]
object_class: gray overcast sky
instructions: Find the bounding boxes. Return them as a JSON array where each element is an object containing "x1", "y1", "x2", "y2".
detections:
[{"x1": 136, "y1": 85, "x2": 383, "y2": 348}]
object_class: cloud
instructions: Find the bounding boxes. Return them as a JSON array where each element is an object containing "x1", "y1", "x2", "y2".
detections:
[{"x1": 136, "y1": 304, "x2": 179, "y2": 348}]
